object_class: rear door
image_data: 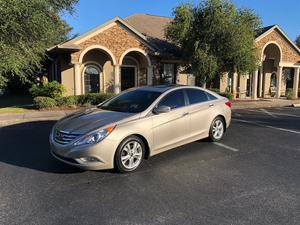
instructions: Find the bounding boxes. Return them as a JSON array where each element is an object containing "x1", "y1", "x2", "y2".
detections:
[
  {"x1": 152, "y1": 89, "x2": 190, "y2": 151},
  {"x1": 184, "y1": 88, "x2": 217, "y2": 138}
]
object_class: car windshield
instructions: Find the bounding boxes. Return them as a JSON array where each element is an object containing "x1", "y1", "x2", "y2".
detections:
[{"x1": 99, "y1": 90, "x2": 162, "y2": 113}]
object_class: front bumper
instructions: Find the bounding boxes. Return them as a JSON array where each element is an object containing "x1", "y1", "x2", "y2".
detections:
[{"x1": 49, "y1": 135, "x2": 117, "y2": 171}]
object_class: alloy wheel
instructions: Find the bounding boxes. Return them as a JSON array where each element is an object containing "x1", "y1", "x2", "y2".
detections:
[
  {"x1": 120, "y1": 141, "x2": 143, "y2": 170},
  {"x1": 212, "y1": 119, "x2": 224, "y2": 140}
]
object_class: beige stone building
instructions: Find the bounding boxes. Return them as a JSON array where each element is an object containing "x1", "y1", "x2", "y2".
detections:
[{"x1": 48, "y1": 14, "x2": 300, "y2": 99}]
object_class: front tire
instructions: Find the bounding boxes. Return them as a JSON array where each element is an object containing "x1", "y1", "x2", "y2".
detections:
[
  {"x1": 115, "y1": 135, "x2": 145, "y2": 173},
  {"x1": 209, "y1": 116, "x2": 225, "y2": 142}
]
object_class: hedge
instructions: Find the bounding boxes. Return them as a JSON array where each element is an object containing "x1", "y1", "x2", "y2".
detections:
[
  {"x1": 209, "y1": 88, "x2": 233, "y2": 100},
  {"x1": 33, "y1": 92, "x2": 115, "y2": 109},
  {"x1": 76, "y1": 93, "x2": 116, "y2": 105},
  {"x1": 30, "y1": 81, "x2": 65, "y2": 99},
  {"x1": 33, "y1": 97, "x2": 57, "y2": 109},
  {"x1": 286, "y1": 88, "x2": 294, "y2": 100},
  {"x1": 56, "y1": 96, "x2": 77, "y2": 107}
]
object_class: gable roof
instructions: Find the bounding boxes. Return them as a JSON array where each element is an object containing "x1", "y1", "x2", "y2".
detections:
[
  {"x1": 124, "y1": 14, "x2": 180, "y2": 57},
  {"x1": 255, "y1": 25, "x2": 300, "y2": 54},
  {"x1": 48, "y1": 16, "x2": 158, "y2": 53},
  {"x1": 49, "y1": 14, "x2": 300, "y2": 58},
  {"x1": 48, "y1": 14, "x2": 180, "y2": 57}
]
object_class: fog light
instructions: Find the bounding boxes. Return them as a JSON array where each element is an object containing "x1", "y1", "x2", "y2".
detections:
[{"x1": 78, "y1": 157, "x2": 100, "y2": 162}]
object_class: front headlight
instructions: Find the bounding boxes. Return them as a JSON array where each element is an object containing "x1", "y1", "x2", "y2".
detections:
[{"x1": 74, "y1": 125, "x2": 116, "y2": 146}]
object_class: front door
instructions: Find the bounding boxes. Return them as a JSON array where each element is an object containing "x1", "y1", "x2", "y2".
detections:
[
  {"x1": 121, "y1": 67, "x2": 135, "y2": 91},
  {"x1": 152, "y1": 90, "x2": 190, "y2": 152}
]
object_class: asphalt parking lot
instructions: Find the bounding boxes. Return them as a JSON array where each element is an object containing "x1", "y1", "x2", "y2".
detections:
[{"x1": 1, "y1": 107, "x2": 300, "y2": 225}]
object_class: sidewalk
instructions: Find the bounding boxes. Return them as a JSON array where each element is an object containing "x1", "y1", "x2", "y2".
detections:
[
  {"x1": 0, "y1": 99, "x2": 299, "y2": 126},
  {"x1": 231, "y1": 98, "x2": 300, "y2": 110}
]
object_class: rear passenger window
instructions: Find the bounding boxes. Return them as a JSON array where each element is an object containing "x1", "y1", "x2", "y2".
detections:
[
  {"x1": 158, "y1": 90, "x2": 185, "y2": 109},
  {"x1": 206, "y1": 92, "x2": 217, "y2": 100},
  {"x1": 186, "y1": 89, "x2": 211, "y2": 104}
]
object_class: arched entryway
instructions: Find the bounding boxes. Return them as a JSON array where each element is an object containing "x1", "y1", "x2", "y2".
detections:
[
  {"x1": 79, "y1": 46, "x2": 116, "y2": 93},
  {"x1": 119, "y1": 48, "x2": 152, "y2": 91},
  {"x1": 259, "y1": 42, "x2": 282, "y2": 98}
]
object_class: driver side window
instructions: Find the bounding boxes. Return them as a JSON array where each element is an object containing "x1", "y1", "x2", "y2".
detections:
[{"x1": 158, "y1": 90, "x2": 185, "y2": 109}]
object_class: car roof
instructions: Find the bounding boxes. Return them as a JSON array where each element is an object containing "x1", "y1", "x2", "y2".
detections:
[{"x1": 136, "y1": 85, "x2": 186, "y2": 93}]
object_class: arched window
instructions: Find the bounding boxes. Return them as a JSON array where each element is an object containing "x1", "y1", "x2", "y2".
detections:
[{"x1": 84, "y1": 65, "x2": 100, "y2": 93}]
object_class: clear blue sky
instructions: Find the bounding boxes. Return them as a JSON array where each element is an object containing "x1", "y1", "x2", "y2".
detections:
[{"x1": 62, "y1": 0, "x2": 300, "y2": 41}]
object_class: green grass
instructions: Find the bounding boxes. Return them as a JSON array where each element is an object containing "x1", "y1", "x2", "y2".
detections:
[{"x1": 0, "y1": 95, "x2": 35, "y2": 113}]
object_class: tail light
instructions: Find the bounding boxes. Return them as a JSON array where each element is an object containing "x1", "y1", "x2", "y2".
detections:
[{"x1": 225, "y1": 101, "x2": 231, "y2": 108}]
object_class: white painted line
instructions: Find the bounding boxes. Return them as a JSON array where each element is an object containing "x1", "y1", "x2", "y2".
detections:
[
  {"x1": 245, "y1": 109, "x2": 300, "y2": 118},
  {"x1": 233, "y1": 119, "x2": 300, "y2": 135},
  {"x1": 213, "y1": 142, "x2": 239, "y2": 152},
  {"x1": 260, "y1": 109, "x2": 277, "y2": 118}
]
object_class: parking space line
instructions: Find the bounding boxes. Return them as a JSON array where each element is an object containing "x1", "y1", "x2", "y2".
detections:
[
  {"x1": 213, "y1": 142, "x2": 239, "y2": 152},
  {"x1": 233, "y1": 119, "x2": 300, "y2": 135},
  {"x1": 260, "y1": 109, "x2": 277, "y2": 118},
  {"x1": 245, "y1": 109, "x2": 300, "y2": 118}
]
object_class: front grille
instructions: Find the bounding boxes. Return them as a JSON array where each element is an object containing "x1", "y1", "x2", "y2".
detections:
[{"x1": 54, "y1": 130, "x2": 80, "y2": 145}]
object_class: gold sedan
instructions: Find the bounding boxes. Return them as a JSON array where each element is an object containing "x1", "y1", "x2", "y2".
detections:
[{"x1": 50, "y1": 85, "x2": 231, "y2": 173}]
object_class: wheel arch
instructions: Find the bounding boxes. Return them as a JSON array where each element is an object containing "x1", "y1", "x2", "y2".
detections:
[{"x1": 115, "y1": 134, "x2": 151, "y2": 160}]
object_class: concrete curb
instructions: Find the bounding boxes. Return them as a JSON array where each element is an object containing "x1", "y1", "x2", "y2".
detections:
[
  {"x1": 0, "y1": 100, "x2": 299, "y2": 127},
  {"x1": 0, "y1": 110, "x2": 76, "y2": 127}
]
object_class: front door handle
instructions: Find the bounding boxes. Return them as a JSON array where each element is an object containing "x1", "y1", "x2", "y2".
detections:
[{"x1": 182, "y1": 112, "x2": 189, "y2": 117}]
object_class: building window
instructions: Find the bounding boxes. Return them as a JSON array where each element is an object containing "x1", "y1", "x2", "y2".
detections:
[
  {"x1": 84, "y1": 65, "x2": 100, "y2": 93},
  {"x1": 162, "y1": 64, "x2": 175, "y2": 84}
]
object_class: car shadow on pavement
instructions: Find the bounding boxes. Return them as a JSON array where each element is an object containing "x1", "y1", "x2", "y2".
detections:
[{"x1": 0, "y1": 120, "x2": 86, "y2": 174}]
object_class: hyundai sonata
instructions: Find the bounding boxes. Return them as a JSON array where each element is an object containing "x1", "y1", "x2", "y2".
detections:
[{"x1": 50, "y1": 85, "x2": 231, "y2": 173}]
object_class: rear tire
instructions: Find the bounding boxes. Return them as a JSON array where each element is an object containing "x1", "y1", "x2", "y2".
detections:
[
  {"x1": 115, "y1": 135, "x2": 145, "y2": 173},
  {"x1": 208, "y1": 116, "x2": 225, "y2": 142}
]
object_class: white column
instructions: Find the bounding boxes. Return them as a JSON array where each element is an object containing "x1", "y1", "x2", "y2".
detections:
[
  {"x1": 251, "y1": 70, "x2": 258, "y2": 100},
  {"x1": 220, "y1": 72, "x2": 228, "y2": 93},
  {"x1": 259, "y1": 65, "x2": 263, "y2": 98},
  {"x1": 232, "y1": 72, "x2": 238, "y2": 99},
  {"x1": 147, "y1": 66, "x2": 153, "y2": 85},
  {"x1": 74, "y1": 63, "x2": 81, "y2": 95},
  {"x1": 114, "y1": 65, "x2": 121, "y2": 94},
  {"x1": 293, "y1": 67, "x2": 299, "y2": 99},
  {"x1": 276, "y1": 66, "x2": 283, "y2": 98}
]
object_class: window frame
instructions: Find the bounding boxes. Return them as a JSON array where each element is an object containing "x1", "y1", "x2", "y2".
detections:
[
  {"x1": 155, "y1": 89, "x2": 188, "y2": 111},
  {"x1": 161, "y1": 63, "x2": 176, "y2": 84},
  {"x1": 184, "y1": 88, "x2": 217, "y2": 106},
  {"x1": 82, "y1": 63, "x2": 102, "y2": 94}
]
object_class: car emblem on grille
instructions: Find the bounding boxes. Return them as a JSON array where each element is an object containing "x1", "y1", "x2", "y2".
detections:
[{"x1": 56, "y1": 130, "x2": 62, "y2": 139}]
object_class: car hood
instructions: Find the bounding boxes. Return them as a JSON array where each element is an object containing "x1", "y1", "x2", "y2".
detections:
[{"x1": 55, "y1": 108, "x2": 137, "y2": 134}]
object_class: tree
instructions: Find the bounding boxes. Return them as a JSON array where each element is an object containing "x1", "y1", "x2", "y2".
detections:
[
  {"x1": 165, "y1": 0, "x2": 261, "y2": 86},
  {"x1": 0, "y1": 0, "x2": 78, "y2": 88},
  {"x1": 296, "y1": 35, "x2": 300, "y2": 48}
]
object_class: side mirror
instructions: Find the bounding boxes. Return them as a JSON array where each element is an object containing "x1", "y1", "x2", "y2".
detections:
[{"x1": 153, "y1": 105, "x2": 171, "y2": 114}]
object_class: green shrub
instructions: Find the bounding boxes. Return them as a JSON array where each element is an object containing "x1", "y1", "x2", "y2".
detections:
[
  {"x1": 56, "y1": 96, "x2": 77, "y2": 107},
  {"x1": 30, "y1": 81, "x2": 65, "y2": 99},
  {"x1": 33, "y1": 96, "x2": 57, "y2": 109},
  {"x1": 219, "y1": 92, "x2": 233, "y2": 100},
  {"x1": 76, "y1": 92, "x2": 115, "y2": 105},
  {"x1": 286, "y1": 88, "x2": 294, "y2": 100},
  {"x1": 209, "y1": 88, "x2": 220, "y2": 94}
]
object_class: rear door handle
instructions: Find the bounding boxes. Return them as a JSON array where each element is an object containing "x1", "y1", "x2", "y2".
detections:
[{"x1": 182, "y1": 112, "x2": 189, "y2": 117}]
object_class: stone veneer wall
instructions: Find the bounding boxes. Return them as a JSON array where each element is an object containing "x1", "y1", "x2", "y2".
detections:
[
  {"x1": 256, "y1": 29, "x2": 300, "y2": 63},
  {"x1": 71, "y1": 23, "x2": 151, "y2": 65}
]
